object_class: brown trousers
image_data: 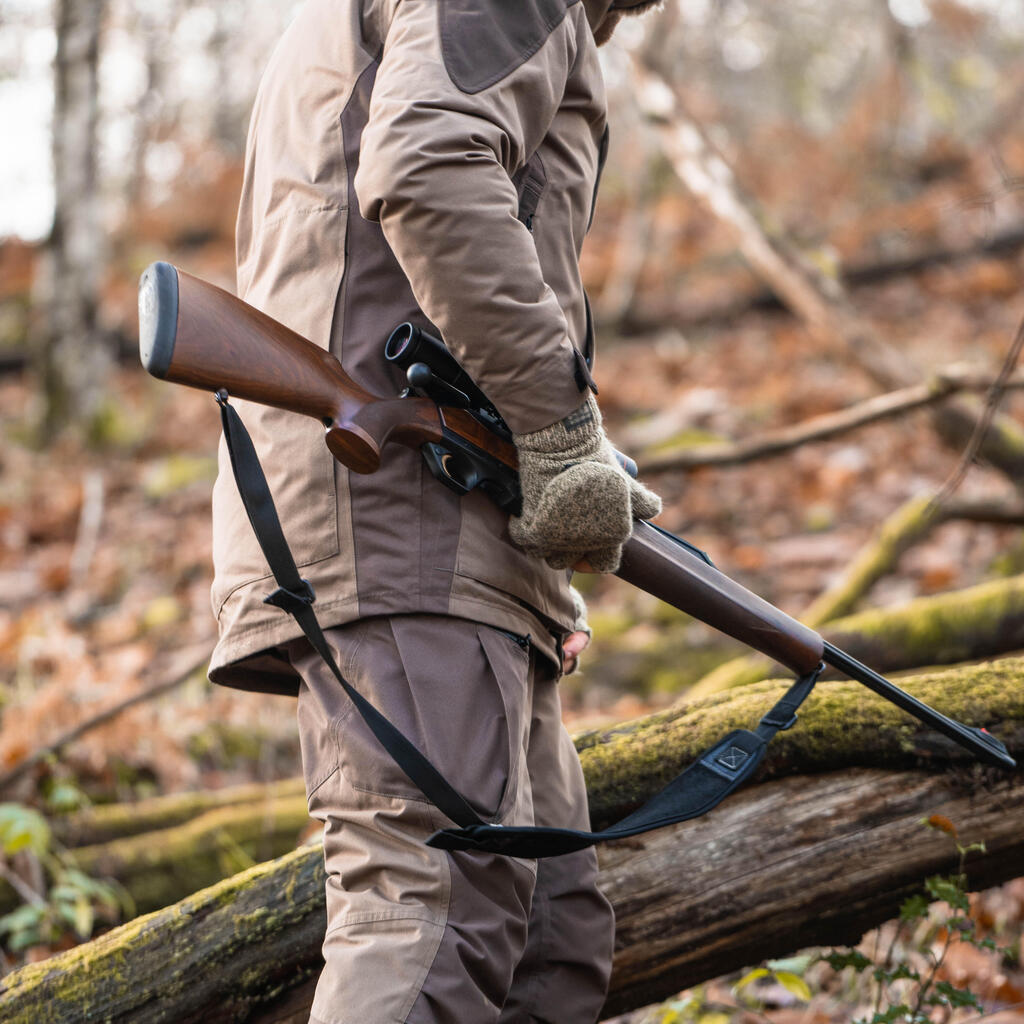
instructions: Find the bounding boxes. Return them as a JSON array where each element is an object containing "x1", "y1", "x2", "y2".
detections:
[{"x1": 289, "y1": 615, "x2": 615, "y2": 1024}]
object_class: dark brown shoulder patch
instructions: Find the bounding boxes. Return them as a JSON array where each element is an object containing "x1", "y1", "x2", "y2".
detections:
[{"x1": 439, "y1": 0, "x2": 579, "y2": 94}]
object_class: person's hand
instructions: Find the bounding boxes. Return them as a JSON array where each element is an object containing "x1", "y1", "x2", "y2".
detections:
[
  {"x1": 510, "y1": 395, "x2": 661, "y2": 573},
  {"x1": 562, "y1": 630, "x2": 590, "y2": 674},
  {"x1": 562, "y1": 584, "x2": 591, "y2": 675}
]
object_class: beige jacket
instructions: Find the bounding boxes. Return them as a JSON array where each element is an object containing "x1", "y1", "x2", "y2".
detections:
[{"x1": 210, "y1": 0, "x2": 618, "y2": 694}]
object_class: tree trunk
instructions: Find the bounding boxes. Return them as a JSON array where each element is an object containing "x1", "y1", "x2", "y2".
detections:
[
  {"x1": 0, "y1": 657, "x2": 1020, "y2": 1022},
  {"x1": 33, "y1": 0, "x2": 111, "y2": 437}
]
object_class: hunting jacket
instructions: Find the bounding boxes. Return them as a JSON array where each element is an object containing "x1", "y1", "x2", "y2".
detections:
[{"x1": 210, "y1": 0, "x2": 616, "y2": 694}]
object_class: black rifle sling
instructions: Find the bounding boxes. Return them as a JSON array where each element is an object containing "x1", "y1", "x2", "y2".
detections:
[{"x1": 217, "y1": 392, "x2": 823, "y2": 859}]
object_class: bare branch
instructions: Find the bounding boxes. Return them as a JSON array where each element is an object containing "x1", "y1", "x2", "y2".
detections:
[
  {"x1": 638, "y1": 367, "x2": 1024, "y2": 475},
  {"x1": 0, "y1": 643, "x2": 211, "y2": 793}
]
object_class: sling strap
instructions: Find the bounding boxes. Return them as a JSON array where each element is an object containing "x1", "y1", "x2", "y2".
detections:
[{"x1": 217, "y1": 391, "x2": 823, "y2": 859}]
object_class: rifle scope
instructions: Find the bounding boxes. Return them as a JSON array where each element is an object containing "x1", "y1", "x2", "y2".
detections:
[{"x1": 385, "y1": 323, "x2": 505, "y2": 429}]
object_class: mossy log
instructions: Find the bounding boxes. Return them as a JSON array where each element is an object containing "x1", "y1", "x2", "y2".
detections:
[
  {"x1": 0, "y1": 793, "x2": 312, "y2": 918},
  {"x1": 691, "y1": 569, "x2": 1024, "y2": 698},
  {"x1": 1, "y1": 658, "x2": 1021, "y2": 1023},
  {"x1": 55, "y1": 777, "x2": 306, "y2": 847}
]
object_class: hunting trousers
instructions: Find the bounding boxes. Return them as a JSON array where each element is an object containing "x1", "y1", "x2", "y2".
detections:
[{"x1": 289, "y1": 614, "x2": 615, "y2": 1024}]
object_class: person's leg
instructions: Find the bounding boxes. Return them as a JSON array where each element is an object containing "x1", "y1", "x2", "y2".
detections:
[
  {"x1": 291, "y1": 615, "x2": 538, "y2": 1024},
  {"x1": 498, "y1": 665, "x2": 616, "y2": 1024}
]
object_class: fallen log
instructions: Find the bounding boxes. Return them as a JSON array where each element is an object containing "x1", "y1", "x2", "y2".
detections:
[
  {"x1": 55, "y1": 777, "x2": 306, "y2": 847},
  {"x1": 0, "y1": 788, "x2": 311, "y2": 917},
  {"x1": 1, "y1": 658, "x2": 1020, "y2": 1022},
  {"x1": 697, "y1": 569, "x2": 1024, "y2": 698},
  {"x1": 20, "y1": 569, "x2": 1024, "y2": 918}
]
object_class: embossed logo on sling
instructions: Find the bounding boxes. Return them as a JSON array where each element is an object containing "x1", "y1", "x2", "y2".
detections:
[{"x1": 717, "y1": 746, "x2": 750, "y2": 771}]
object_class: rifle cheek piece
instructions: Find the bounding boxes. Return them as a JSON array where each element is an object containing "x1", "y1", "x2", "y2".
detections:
[{"x1": 138, "y1": 261, "x2": 179, "y2": 380}]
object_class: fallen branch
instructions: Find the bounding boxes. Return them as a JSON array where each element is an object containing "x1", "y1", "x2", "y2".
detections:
[
  {"x1": 1, "y1": 657, "x2": 1020, "y2": 1022},
  {"x1": 0, "y1": 642, "x2": 211, "y2": 793},
  {"x1": 635, "y1": 61, "x2": 1024, "y2": 485},
  {"x1": 55, "y1": 777, "x2": 306, "y2": 848},
  {"x1": 638, "y1": 368, "x2": 1024, "y2": 474},
  {"x1": 65, "y1": 795, "x2": 311, "y2": 915}
]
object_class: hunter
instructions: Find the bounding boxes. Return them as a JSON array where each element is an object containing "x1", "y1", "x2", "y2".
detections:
[{"x1": 209, "y1": 1, "x2": 663, "y2": 1021}]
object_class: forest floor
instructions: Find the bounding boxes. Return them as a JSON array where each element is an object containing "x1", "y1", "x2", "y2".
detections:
[{"x1": 3, "y1": 146, "x2": 1024, "y2": 1017}]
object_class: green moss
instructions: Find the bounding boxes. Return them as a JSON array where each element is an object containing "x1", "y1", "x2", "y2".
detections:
[
  {"x1": 2, "y1": 656, "x2": 1021, "y2": 1021},
  {"x1": 803, "y1": 494, "x2": 940, "y2": 629},
  {"x1": 578, "y1": 656, "x2": 1024, "y2": 829},
  {"x1": 825, "y1": 574, "x2": 1024, "y2": 675},
  {"x1": 57, "y1": 778, "x2": 305, "y2": 847},
  {"x1": 645, "y1": 427, "x2": 728, "y2": 456},
  {"x1": 0, "y1": 845, "x2": 326, "y2": 1022}
]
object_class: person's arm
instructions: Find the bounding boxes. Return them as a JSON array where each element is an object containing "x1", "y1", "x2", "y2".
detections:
[{"x1": 355, "y1": 0, "x2": 591, "y2": 434}]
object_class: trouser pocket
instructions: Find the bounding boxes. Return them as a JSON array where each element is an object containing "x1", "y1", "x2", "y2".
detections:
[{"x1": 294, "y1": 615, "x2": 531, "y2": 821}]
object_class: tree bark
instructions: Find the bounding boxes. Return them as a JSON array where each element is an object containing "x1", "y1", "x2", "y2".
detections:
[
  {"x1": 0, "y1": 658, "x2": 1020, "y2": 1022},
  {"x1": 33, "y1": 0, "x2": 111, "y2": 438}
]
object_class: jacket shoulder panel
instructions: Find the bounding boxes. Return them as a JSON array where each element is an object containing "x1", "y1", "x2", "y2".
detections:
[{"x1": 439, "y1": 0, "x2": 580, "y2": 94}]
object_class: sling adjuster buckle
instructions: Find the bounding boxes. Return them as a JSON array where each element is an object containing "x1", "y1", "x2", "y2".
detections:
[{"x1": 264, "y1": 579, "x2": 316, "y2": 613}]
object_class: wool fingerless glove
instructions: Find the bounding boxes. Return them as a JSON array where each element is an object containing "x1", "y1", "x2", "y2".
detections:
[{"x1": 509, "y1": 395, "x2": 662, "y2": 572}]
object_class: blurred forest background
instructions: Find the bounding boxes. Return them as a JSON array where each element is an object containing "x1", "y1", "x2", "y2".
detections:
[{"x1": 1, "y1": 0, "x2": 1024, "y2": 1021}]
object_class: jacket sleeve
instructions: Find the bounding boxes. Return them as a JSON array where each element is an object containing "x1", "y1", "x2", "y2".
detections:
[{"x1": 354, "y1": 0, "x2": 591, "y2": 435}]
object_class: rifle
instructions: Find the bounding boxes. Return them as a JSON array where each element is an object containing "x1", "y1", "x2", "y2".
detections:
[{"x1": 138, "y1": 261, "x2": 1013, "y2": 854}]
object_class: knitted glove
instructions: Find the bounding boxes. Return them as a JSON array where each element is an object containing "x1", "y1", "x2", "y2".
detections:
[{"x1": 509, "y1": 395, "x2": 662, "y2": 572}]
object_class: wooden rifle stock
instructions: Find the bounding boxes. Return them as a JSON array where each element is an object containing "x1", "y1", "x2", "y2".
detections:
[{"x1": 139, "y1": 262, "x2": 450, "y2": 473}]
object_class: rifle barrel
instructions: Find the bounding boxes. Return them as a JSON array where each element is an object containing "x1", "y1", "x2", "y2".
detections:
[{"x1": 822, "y1": 641, "x2": 1016, "y2": 768}]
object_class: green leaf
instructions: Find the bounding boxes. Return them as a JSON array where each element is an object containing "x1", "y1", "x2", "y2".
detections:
[
  {"x1": 72, "y1": 895, "x2": 93, "y2": 938},
  {"x1": 45, "y1": 781, "x2": 88, "y2": 814},
  {"x1": 924, "y1": 876, "x2": 969, "y2": 911},
  {"x1": 826, "y1": 950, "x2": 873, "y2": 972},
  {"x1": 867, "y1": 1003, "x2": 913, "y2": 1023},
  {"x1": 0, "y1": 803, "x2": 51, "y2": 856},
  {"x1": 874, "y1": 964, "x2": 918, "y2": 983},
  {"x1": 734, "y1": 968, "x2": 770, "y2": 992},
  {"x1": 899, "y1": 894, "x2": 929, "y2": 922},
  {"x1": 774, "y1": 971, "x2": 812, "y2": 1002},
  {"x1": 0, "y1": 904, "x2": 43, "y2": 937},
  {"x1": 767, "y1": 955, "x2": 815, "y2": 974},
  {"x1": 933, "y1": 982, "x2": 981, "y2": 1010},
  {"x1": 697, "y1": 1012, "x2": 731, "y2": 1024}
]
